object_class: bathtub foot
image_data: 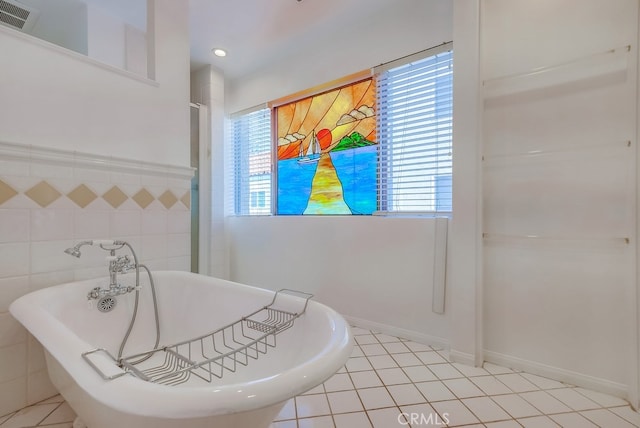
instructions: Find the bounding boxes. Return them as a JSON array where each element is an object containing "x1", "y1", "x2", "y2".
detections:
[{"x1": 72, "y1": 416, "x2": 88, "y2": 428}]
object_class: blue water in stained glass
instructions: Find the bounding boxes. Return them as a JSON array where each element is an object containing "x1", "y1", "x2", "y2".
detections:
[
  {"x1": 277, "y1": 158, "x2": 318, "y2": 215},
  {"x1": 277, "y1": 145, "x2": 377, "y2": 215},
  {"x1": 331, "y1": 145, "x2": 377, "y2": 215}
]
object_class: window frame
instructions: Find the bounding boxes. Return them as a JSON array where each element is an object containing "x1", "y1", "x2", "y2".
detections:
[{"x1": 226, "y1": 42, "x2": 453, "y2": 217}]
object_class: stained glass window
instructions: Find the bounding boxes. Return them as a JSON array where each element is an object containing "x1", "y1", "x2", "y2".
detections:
[{"x1": 276, "y1": 78, "x2": 377, "y2": 215}]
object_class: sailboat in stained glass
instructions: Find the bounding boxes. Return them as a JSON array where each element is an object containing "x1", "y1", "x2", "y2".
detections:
[{"x1": 297, "y1": 130, "x2": 321, "y2": 164}]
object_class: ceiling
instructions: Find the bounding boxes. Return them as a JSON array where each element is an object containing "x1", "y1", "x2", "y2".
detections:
[
  {"x1": 188, "y1": 0, "x2": 392, "y2": 79},
  {"x1": 81, "y1": 0, "x2": 399, "y2": 79}
]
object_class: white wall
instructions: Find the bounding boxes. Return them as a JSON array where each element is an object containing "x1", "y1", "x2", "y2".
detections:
[
  {"x1": 228, "y1": 216, "x2": 449, "y2": 344},
  {"x1": 480, "y1": 0, "x2": 638, "y2": 400},
  {"x1": 449, "y1": 0, "x2": 483, "y2": 366},
  {"x1": 191, "y1": 65, "x2": 226, "y2": 278},
  {"x1": 86, "y1": 2, "x2": 148, "y2": 75},
  {"x1": 14, "y1": 0, "x2": 147, "y2": 77},
  {"x1": 20, "y1": 0, "x2": 89, "y2": 55},
  {"x1": 0, "y1": 0, "x2": 191, "y2": 417},
  {"x1": 86, "y1": 2, "x2": 126, "y2": 70},
  {"x1": 226, "y1": 0, "x2": 453, "y2": 114},
  {"x1": 0, "y1": 0, "x2": 189, "y2": 167},
  {"x1": 125, "y1": 24, "x2": 147, "y2": 76},
  {"x1": 223, "y1": 0, "x2": 640, "y2": 405},
  {"x1": 223, "y1": 0, "x2": 454, "y2": 343}
]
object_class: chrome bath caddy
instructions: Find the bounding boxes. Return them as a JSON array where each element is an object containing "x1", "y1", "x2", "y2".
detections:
[{"x1": 82, "y1": 289, "x2": 313, "y2": 386}]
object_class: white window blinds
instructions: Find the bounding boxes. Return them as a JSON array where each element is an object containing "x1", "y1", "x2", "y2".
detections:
[
  {"x1": 376, "y1": 42, "x2": 453, "y2": 214},
  {"x1": 227, "y1": 107, "x2": 272, "y2": 215}
]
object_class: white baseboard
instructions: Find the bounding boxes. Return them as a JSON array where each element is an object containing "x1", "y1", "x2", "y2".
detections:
[
  {"x1": 483, "y1": 350, "x2": 629, "y2": 400},
  {"x1": 449, "y1": 349, "x2": 476, "y2": 367},
  {"x1": 344, "y1": 315, "x2": 450, "y2": 350},
  {"x1": 343, "y1": 315, "x2": 632, "y2": 403}
]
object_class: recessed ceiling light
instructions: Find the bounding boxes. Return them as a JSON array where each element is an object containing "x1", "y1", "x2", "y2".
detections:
[{"x1": 212, "y1": 48, "x2": 227, "y2": 57}]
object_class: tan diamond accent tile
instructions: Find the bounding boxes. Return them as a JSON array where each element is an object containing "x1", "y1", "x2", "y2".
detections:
[
  {"x1": 180, "y1": 191, "x2": 190, "y2": 209},
  {"x1": 0, "y1": 179, "x2": 18, "y2": 205},
  {"x1": 25, "y1": 181, "x2": 62, "y2": 207},
  {"x1": 158, "y1": 190, "x2": 178, "y2": 209},
  {"x1": 67, "y1": 184, "x2": 98, "y2": 208},
  {"x1": 103, "y1": 186, "x2": 129, "y2": 208},
  {"x1": 133, "y1": 188, "x2": 155, "y2": 209}
]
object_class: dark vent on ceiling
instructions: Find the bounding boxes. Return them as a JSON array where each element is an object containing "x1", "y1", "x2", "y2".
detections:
[
  {"x1": 0, "y1": 0, "x2": 38, "y2": 32},
  {"x1": 0, "y1": 9, "x2": 24, "y2": 28},
  {"x1": 0, "y1": 0, "x2": 28, "y2": 19}
]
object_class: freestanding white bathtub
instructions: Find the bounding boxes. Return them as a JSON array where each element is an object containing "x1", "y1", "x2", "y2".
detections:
[{"x1": 10, "y1": 271, "x2": 353, "y2": 428}]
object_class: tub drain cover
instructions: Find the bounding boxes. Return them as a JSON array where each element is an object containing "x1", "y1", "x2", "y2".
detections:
[{"x1": 97, "y1": 296, "x2": 116, "y2": 312}]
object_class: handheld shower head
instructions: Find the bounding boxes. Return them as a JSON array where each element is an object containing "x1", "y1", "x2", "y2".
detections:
[
  {"x1": 63, "y1": 240, "x2": 96, "y2": 258},
  {"x1": 64, "y1": 246, "x2": 82, "y2": 258},
  {"x1": 64, "y1": 240, "x2": 124, "y2": 258}
]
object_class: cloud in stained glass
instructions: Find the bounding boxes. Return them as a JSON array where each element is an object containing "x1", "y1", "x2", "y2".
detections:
[
  {"x1": 336, "y1": 105, "x2": 375, "y2": 126},
  {"x1": 278, "y1": 132, "x2": 306, "y2": 146}
]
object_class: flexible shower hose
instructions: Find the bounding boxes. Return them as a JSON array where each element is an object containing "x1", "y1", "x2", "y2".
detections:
[{"x1": 116, "y1": 243, "x2": 161, "y2": 364}]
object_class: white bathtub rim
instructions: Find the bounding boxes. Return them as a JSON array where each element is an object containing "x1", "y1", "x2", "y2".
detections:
[{"x1": 10, "y1": 271, "x2": 353, "y2": 419}]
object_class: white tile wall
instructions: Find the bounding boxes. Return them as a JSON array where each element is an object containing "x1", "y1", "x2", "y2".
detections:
[
  {"x1": 0, "y1": 313, "x2": 24, "y2": 348},
  {"x1": 0, "y1": 210, "x2": 29, "y2": 243},
  {"x1": 25, "y1": 373, "x2": 54, "y2": 406},
  {"x1": 167, "y1": 210, "x2": 191, "y2": 234},
  {"x1": 0, "y1": 149, "x2": 193, "y2": 417},
  {"x1": 110, "y1": 210, "x2": 142, "y2": 237},
  {"x1": 0, "y1": 378, "x2": 27, "y2": 418},
  {"x1": 73, "y1": 211, "x2": 110, "y2": 240},
  {"x1": 141, "y1": 210, "x2": 167, "y2": 235},
  {"x1": 0, "y1": 244, "x2": 30, "y2": 278},
  {"x1": 0, "y1": 342, "x2": 26, "y2": 383}
]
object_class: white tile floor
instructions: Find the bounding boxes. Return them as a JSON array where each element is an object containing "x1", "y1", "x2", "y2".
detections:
[{"x1": 2, "y1": 326, "x2": 639, "y2": 427}]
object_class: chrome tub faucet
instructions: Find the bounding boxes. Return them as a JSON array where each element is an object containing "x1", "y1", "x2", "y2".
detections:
[{"x1": 64, "y1": 240, "x2": 140, "y2": 306}]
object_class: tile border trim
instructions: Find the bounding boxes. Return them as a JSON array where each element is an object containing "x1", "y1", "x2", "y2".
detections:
[{"x1": 0, "y1": 141, "x2": 195, "y2": 180}]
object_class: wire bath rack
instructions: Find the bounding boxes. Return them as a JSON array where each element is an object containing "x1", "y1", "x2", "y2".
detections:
[{"x1": 82, "y1": 289, "x2": 313, "y2": 386}]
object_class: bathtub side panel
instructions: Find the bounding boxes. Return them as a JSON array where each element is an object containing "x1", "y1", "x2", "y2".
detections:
[{"x1": 46, "y1": 351, "x2": 285, "y2": 428}]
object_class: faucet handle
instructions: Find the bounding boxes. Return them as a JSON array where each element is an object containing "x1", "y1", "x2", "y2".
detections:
[
  {"x1": 116, "y1": 255, "x2": 135, "y2": 273},
  {"x1": 87, "y1": 286, "x2": 102, "y2": 300}
]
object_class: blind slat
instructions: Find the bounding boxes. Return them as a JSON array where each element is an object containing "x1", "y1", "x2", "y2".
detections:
[
  {"x1": 377, "y1": 48, "x2": 453, "y2": 213},
  {"x1": 227, "y1": 107, "x2": 272, "y2": 215}
]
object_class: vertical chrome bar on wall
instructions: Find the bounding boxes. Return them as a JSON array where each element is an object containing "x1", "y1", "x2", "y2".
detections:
[
  {"x1": 197, "y1": 104, "x2": 211, "y2": 276},
  {"x1": 189, "y1": 104, "x2": 200, "y2": 273},
  {"x1": 631, "y1": 0, "x2": 640, "y2": 411},
  {"x1": 432, "y1": 217, "x2": 448, "y2": 314}
]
